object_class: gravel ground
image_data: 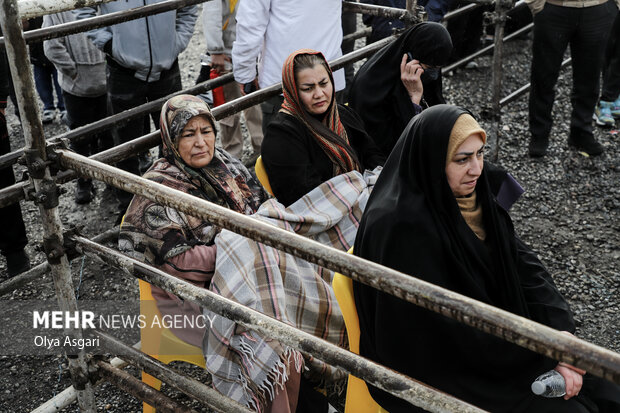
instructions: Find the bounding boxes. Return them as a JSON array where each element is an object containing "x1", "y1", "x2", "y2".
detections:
[{"x1": 0, "y1": 12, "x2": 619, "y2": 413}]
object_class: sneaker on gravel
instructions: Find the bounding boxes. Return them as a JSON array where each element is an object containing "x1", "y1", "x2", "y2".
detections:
[
  {"x1": 593, "y1": 101, "x2": 615, "y2": 127},
  {"x1": 610, "y1": 97, "x2": 620, "y2": 118},
  {"x1": 41, "y1": 109, "x2": 55, "y2": 124}
]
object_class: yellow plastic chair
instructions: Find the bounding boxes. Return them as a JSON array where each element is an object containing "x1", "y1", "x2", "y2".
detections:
[
  {"x1": 254, "y1": 155, "x2": 274, "y2": 196},
  {"x1": 122, "y1": 211, "x2": 206, "y2": 412},
  {"x1": 138, "y1": 279, "x2": 206, "y2": 412},
  {"x1": 333, "y1": 250, "x2": 388, "y2": 413}
]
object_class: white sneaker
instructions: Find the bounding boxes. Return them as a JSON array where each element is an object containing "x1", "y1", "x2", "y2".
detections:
[{"x1": 41, "y1": 109, "x2": 55, "y2": 124}]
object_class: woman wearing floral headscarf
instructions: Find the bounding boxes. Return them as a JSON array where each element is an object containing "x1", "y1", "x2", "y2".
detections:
[
  {"x1": 261, "y1": 49, "x2": 385, "y2": 207},
  {"x1": 119, "y1": 94, "x2": 268, "y2": 347}
]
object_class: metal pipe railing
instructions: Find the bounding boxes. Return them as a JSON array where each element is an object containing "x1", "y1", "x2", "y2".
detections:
[
  {"x1": 16, "y1": 0, "x2": 115, "y2": 19},
  {"x1": 1, "y1": 0, "x2": 209, "y2": 47},
  {"x1": 342, "y1": 26, "x2": 372, "y2": 43},
  {"x1": 0, "y1": 35, "x2": 396, "y2": 209},
  {"x1": 32, "y1": 341, "x2": 141, "y2": 413},
  {"x1": 74, "y1": 234, "x2": 485, "y2": 413},
  {"x1": 343, "y1": 1, "x2": 420, "y2": 24},
  {"x1": 500, "y1": 58, "x2": 571, "y2": 107},
  {"x1": 442, "y1": 3, "x2": 481, "y2": 21},
  {"x1": 57, "y1": 148, "x2": 620, "y2": 386},
  {"x1": 95, "y1": 359, "x2": 196, "y2": 413},
  {"x1": 0, "y1": 225, "x2": 119, "y2": 296},
  {"x1": 95, "y1": 331, "x2": 254, "y2": 413},
  {"x1": 442, "y1": 22, "x2": 533, "y2": 74},
  {"x1": 0, "y1": 1, "x2": 96, "y2": 411}
]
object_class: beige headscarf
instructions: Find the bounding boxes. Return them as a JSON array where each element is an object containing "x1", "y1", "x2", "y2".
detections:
[{"x1": 447, "y1": 114, "x2": 487, "y2": 240}]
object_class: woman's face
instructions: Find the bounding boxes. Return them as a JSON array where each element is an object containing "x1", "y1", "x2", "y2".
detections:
[
  {"x1": 177, "y1": 115, "x2": 216, "y2": 169},
  {"x1": 445, "y1": 134, "x2": 485, "y2": 197},
  {"x1": 295, "y1": 64, "x2": 333, "y2": 116}
]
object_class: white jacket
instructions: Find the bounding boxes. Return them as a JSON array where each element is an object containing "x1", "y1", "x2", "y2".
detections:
[
  {"x1": 203, "y1": 0, "x2": 237, "y2": 56},
  {"x1": 231, "y1": 0, "x2": 345, "y2": 90}
]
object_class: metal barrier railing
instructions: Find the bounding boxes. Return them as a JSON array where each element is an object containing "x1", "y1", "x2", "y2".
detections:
[
  {"x1": 0, "y1": 0, "x2": 209, "y2": 47},
  {"x1": 2, "y1": 0, "x2": 615, "y2": 412}
]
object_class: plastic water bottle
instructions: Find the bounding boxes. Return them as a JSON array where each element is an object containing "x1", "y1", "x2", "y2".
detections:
[{"x1": 531, "y1": 370, "x2": 566, "y2": 398}]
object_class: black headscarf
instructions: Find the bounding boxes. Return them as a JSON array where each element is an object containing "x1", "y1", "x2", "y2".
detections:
[
  {"x1": 353, "y1": 105, "x2": 575, "y2": 411},
  {"x1": 349, "y1": 22, "x2": 453, "y2": 156}
]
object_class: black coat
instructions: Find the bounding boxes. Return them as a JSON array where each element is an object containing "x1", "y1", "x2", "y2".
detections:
[
  {"x1": 349, "y1": 22, "x2": 453, "y2": 157},
  {"x1": 351, "y1": 105, "x2": 607, "y2": 412},
  {"x1": 261, "y1": 104, "x2": 385, "y2": 207}
]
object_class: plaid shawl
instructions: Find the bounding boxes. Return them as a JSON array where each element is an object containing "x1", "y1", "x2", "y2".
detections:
[
  {"x1": 203, "y1": 168, "x2": 380, "y2": 412},
  {"x1": 281, "y1": 49, "x2": 360, "y2": 175}
]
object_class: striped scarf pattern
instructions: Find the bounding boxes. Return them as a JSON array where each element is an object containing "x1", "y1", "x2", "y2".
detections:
[{"x1": 280, "y1": 49, "x2": 359, "y2": 175}]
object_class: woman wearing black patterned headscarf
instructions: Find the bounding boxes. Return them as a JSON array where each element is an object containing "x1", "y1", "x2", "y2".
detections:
[{"x1": 119, "y1": 94, "x2": 268, "y2": 346}]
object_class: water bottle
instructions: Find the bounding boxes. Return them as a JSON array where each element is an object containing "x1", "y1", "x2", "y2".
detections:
[{"x1": 531, "y1": 370, "x2": 566, "y2": 398}]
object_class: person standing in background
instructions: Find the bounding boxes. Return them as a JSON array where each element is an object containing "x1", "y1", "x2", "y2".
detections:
[
  {"x1": 27, "y1": 17, "x2": 66, "y2": 124},
  {"x1": 231, "y1": 0, "x2": 345, "y2": 133},
  {"x1": 43, "y1": 11, "x2": 113, "y2": 204},
  {"x1": 202, "y1": 0, "x2": 263, "y2": 164},
  {"x1": 527, "y1": 0, "x2": 617, "y2": 157},
  {"x1": 593, "y1": 12, "x2": 620, "y2": 128},
  {"x1": 75, "y1": 1, "x2": 198, "y2": 220},
  {"x1": 0, "y1": 38, "x2": 31, "y2": 277}
]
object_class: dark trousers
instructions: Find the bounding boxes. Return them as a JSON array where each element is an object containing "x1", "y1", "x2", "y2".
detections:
[
  {"x1": 0, "y1": 112, "x2": 28, "y2": 255},
  {"x1": 529, "y1": 2, "x2": 616, "y2": 140},
  {"x1": 62, "y1": 91, "x2": 113, "y2": 156},
  {"x1": 447, "y1": 2, "x2": 486, "y2": 62},
  {"x1": 33, "y1": 64, "x2": 65, "y2": 111},
  {"x1": 601, "y1": 12, "x2": 620, "y2": 102},
  {"x1": 106, "y1": 60, "x2": 182, "y2": 209}
]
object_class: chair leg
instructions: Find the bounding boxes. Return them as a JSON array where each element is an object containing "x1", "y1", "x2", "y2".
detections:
[{"x1": 141, "y1": 371, "x2": 162, "y2": 413}]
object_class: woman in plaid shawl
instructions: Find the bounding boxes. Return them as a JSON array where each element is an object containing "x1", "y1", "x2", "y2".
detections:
[
  {"x1": 119, "y1": 94, "x2": 268, "y2": 346},
  {"x1": 261, "y1": 49, "x2": 385, "y2": 206}
]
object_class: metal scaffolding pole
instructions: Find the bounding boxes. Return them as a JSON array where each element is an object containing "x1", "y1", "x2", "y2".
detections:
[
  {"x1": 1, "y1": 0, "x2": 210, "y2": 47},
  {"x1": 500, "y1": 58, "x2": 571, "y2": 107},
  {"x1": 57, "y1": 149, "x2": 620, "y2": 385},
  {"x1": 0, "y1": 35, "x2": 396, "y2": 209},
  {"x1": 17, "y1": 0, "x2": 115, "y2": 19},
  {"x1": 487, "y1": 0, "x2": 513, "y2": 161},
  {"x1": 95, "y1": 331, "x2": 254, "y2": 413},
  {"x1": 0, "y1": 1, "x2": 95, "y2": 411},
  {"x1": 73, "y1": 235, "x2": 485, "y2": 413},
  {"x1": 442, "y1": 22, "x2": 532, "y2": 74},
  {"x1": 0, "y1": 226, "x2": 119, "y2": 296},
  {"x1": 95, "y1": 359, "x2": 196, "y2": 413},
  {"x1": 342, "y1": 1, "x2": 420, "y2": 24}
]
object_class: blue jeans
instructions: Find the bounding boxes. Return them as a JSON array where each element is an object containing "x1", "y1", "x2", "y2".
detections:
[{"x1": 33, "y1": 64, "x2": 65, "y2": 111}]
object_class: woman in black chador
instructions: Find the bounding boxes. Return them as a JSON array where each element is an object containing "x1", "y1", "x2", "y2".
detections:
[
  {"x1": 348, "y1": 21, "x2": 452, "y2": 157},
  {"x1": 352, "y1": 105, "x2": 620, "y2": 412}
]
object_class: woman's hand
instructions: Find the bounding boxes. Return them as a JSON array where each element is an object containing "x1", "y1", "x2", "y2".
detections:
[
  {"x1": 554, "y1": 331, "x2": 586, "y2": 400},
  {"x1": 400, "y1": 54, "x2": 424, "y2": 105}
]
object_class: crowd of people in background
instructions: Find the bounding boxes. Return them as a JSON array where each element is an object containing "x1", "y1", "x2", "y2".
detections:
[{"x1": 1, "y1": 0, "x2": 620, "y2": 411}]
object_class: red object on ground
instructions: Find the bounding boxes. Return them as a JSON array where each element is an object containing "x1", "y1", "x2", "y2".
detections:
[{"x1": 210, "y1": 70, "x2": 225, "y2": 107}]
